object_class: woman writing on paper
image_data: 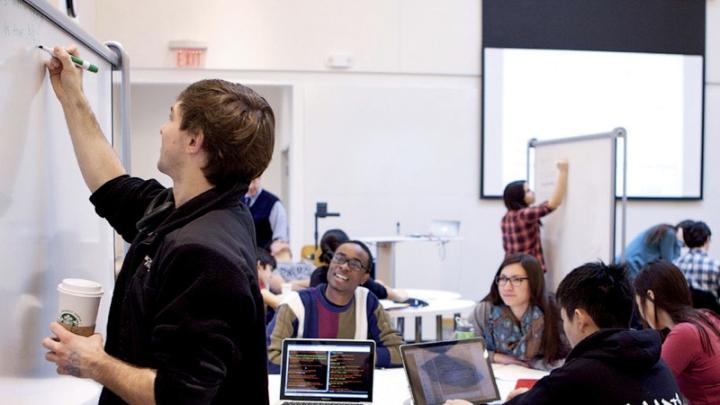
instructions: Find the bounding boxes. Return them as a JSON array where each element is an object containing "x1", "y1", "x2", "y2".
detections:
[{"x1": 501, "y1": 160, "x2": 568, "y2": 272}]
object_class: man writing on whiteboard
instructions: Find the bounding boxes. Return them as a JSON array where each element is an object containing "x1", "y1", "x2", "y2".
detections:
[{"x1": 40, "y1": 46, "x2": 274, "y2": 405}]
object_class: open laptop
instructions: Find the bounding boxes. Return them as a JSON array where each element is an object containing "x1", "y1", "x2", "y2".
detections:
[
  {"x1": 401, "y1": 339, "x2": 500, "y2": 405},
  {"x1": 278, "y1": 339, "x2": 375, "y2": 405},
  {"x1": 429, "y1": 220, "x2": 460, "y2": 238}
]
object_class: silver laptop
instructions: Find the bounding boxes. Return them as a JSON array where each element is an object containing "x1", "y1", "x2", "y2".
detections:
[
  {"x1": 429, "y1": 220, "x2": 460, "y2": 238},
  {"x1": 401, "y1": 339, "x2": 500, "y2": 405},
  {"x1": 279, "y1": 339, "x2": 375, "y2": 405}
]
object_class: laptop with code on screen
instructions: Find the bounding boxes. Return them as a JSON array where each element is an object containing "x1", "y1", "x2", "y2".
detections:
[
  {"x1": 401, "y1": 338, "x2": 500, "y2": 405},
  {"x1": 278, "y1": 339, "x2": 375, "y2": 405}
]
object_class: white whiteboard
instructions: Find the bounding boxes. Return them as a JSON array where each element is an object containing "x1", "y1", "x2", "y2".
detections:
[
  {"x1": 0, "y1": 0, "x2": 115, "y2": 391},
  {"x1": 530, "y1": 132, "x2": 619, "y2": 291}
]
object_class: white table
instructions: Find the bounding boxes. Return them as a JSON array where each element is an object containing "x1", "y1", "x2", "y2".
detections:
[
  {"x1": 403, "y1": 288, "x2": 462, "y2": 301},
  {"x1": 0, "y1": 376, "x2": 101, "y2": 405},
  {"x1": 385, "y1": 298, "x2": 476, "y2": 342},
  {"x1": 359, "y1": 236, "x2": 461, "y2": 287},
  {"x1": 269, "y1": 363, "x2": 548, "y2": 404}
]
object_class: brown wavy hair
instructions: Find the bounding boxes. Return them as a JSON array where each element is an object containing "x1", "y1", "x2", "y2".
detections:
[
  {"x1": 178, "y1": 79, "x2": 275, "y2": 186},
  {"x1": 483, "y1": 253, "x2": 566, "y2": 362}
]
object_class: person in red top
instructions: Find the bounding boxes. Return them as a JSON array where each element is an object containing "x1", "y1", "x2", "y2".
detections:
[
  {"x1": 501, "y1": 161, "x2": 568, "y2": 271},
  {"x1": 635, "y1": 260, "x2": 720, "y2": 405}
]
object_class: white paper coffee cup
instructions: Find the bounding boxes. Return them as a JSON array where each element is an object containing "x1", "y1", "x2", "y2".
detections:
[
  {"x1": 57, "y1": 278, "x2": 104, "y2": 337},
  {"x1": 282, "y1": 282, "x2": 292, "y2": 295}
]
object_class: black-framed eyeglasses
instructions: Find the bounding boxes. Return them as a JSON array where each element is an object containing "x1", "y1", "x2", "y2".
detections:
[
  {"x1": 495, "y1": 276, "x2": 529, "y2": 287},
  {"x1": 331, "y1": 252, "x2": 366, "y2": 273}
]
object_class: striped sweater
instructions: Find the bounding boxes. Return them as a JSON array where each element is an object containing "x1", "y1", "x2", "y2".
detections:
[{"x1": 266, "y1": 284, "x2": 403, "y2": 373}]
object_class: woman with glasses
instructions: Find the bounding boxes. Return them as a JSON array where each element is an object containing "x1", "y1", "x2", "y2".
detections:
[
  {"x1": 467, "y1": 254, "x2": 567, "y2": 370},
  {"x1": 266, "y1": 240, "x2": 404, "y2": 373},
  {"x1": 634, "y1": 260, "x2": 720, "y2": 404}
]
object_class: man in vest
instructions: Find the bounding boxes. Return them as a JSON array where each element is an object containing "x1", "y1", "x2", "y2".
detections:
[
  {"x1": 266, "y1": 240, "x2": 403, "y2": 373},
  {"x1": 245, "y1": 178, "x2": 288, "y2": 249}
]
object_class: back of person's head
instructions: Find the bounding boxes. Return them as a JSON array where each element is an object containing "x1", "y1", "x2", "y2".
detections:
[
  {"x1": 177, "y1": 79, "x2": 275, "y2": 186},
  {"x1": 557, "y1": 261, "x2": 633, "y2": 329},
  {"x1": 644, "y1": 223, "x2": 675, "y2": 247},
  {"x1": 503, "y1": 180, "x2": 528, "y2": 211},
  {"x1": 484, "y1": 254, "x2": 566, "y2": 361},
  {"x1": 256, "y1": 248, "x2": 276, "y2": 270},
  {"x1": 635, "y1": 260, "x2": 720, "y2": 354},
  {"x1": 676, "y1": 219, "x2": 695, "y2": 234},
  {"x1": 319, "y1": 229, "x2": 350, "y2": 265},
  {"x1": 634, "y1": 260, "x2": 692, "y2": 313},
  {"x1": 336, "y1": 240, "x2": 375, "y2": 275},
  {"x1": 683, "y1": 221, "x2": 711, "y2": 248}
]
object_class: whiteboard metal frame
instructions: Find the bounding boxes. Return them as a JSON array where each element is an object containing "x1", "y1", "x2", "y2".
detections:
[
  {"x1": 526, "y1": 128, "x2": 627, "y2": 262},
  {"x1": 20, "y1": 0, "x2": 133, "y2": 266},
  {"x1": 22, "y1": 0, "x2": 119, "y2": 66}
]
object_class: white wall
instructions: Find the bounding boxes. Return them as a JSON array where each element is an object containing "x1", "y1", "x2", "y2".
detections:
[
  {"x1": 92, "y1": 0, "x2": 480, "y2": 75},
  {"x1": 89, "y1": 1, "x2": 720, "y2": 301}
]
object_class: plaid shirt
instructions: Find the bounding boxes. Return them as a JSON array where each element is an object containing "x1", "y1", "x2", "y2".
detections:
[
  {"x1": 674, "y1": 248, "x2": 720, "y2": 302},
  {"x1": 501, "y1": 201, "x2": 554, "y2": 270}
]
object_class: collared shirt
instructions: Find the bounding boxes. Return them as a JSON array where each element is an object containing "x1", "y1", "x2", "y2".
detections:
[
  {"x1": 501, "y1": 201, "x2": 554, "y2": 270},
  {"x1": 674, "y1": 248, "x2": 720, "y2": 302},
  {"x1": 246, "y1": 187, "x2": 289, "y2": 242}
]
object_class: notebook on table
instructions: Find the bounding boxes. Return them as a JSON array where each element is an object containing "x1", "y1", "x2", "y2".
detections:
[
  {"x1": 401, "y1": 338, "x2": 501, "y2": 405},
  {"x1": 278, "y1": 338, "x2": 375, "y2": 405}
]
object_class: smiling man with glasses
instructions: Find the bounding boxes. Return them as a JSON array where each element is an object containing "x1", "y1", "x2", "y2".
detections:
[{"x1": 266, "y1": 241, "x2": 404, "y2": 373}]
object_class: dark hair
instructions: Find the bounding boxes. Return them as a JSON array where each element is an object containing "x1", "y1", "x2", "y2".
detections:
[
  {"x1": 256, "y1": 248, "x2": 276, "y2": 269},
  {"x1": 177, "y1": 79, "x2": 275, "y2": 186},
  {"x1": 684, "y1": 221, "x2": 712, "y2": 248},
  {"x1": 644, "y1": 224, "x2": 675, "y2": 247},
  {"x1": 319, "y1": 229, "x2": 350, "y2": 264},
  {"x1": 676, "y1": 219, "x2": 695, "y2": 234},
  {"x1": 557, "y1": 261, "x2": 633, "y2": 329},
  {"x1": 503, "y1": 181, "x2": 528, "y2": 211},
  {"x1": 336, "y1": 240, "x2": 374, "y2": 275},
  {"x1": 483, "y1": 254, "x2": 565, "y2": 362},
  {"x1": 635, "y1": 260, "x2": 720, "y2": 355}
]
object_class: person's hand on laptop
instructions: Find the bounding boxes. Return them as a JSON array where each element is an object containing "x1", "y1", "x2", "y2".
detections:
[{"x1": 492, "y1": 353, "x2": 529, "y2": 367}]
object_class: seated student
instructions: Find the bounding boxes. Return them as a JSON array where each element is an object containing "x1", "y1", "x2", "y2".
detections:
[
  {"x1": 266, "y1": 240, "x2": 404, "y2": 373},
  {"x1": 267, "y1": 239, "x2": 316, "y2": 292},
  {"x1": 674, "y1": 221, "x2": 720, "y2": 303},
  {"x1": 466, "y1": 254, "x2": 567, "y2": 371},
  {"x1": 622, "y1": 220, "x2": 694, "y2": 279},
  {"x1": 256, "y1": 248, "x2": 282, "y2": 310},
  {"x1": 634, "y1": 260, "x2": 720, "y2": 404},
  {"x1": 309, "y1": 229, "x2": 408, "y2": 302},
  {"x1": 445, "y1": 262, "x2": 682, "y2": 405}
]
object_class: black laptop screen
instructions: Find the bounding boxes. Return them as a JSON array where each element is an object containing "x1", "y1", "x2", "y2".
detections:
[{"x1": 281, "y1": 340, "x2": 374, "y2": 401}]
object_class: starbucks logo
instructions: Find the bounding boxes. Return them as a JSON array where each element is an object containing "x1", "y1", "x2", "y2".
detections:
[{"x1": 58, "y1": 311, "x2": 81, "y2": 328}]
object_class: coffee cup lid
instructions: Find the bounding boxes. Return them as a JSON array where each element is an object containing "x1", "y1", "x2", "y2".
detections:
[{"x1": 58, "y1": 278, "x2": 104, "y2": 297}]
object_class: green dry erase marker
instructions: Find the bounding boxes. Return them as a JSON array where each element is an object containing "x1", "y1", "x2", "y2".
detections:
[{"x1": 38, "y1": 45, "x2": 99, "y2": 73}]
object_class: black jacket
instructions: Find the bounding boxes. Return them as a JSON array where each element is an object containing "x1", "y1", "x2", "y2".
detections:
[
  {"x1": 507, "y1": 328, "x2": 681, "y2": 405},
  {"x1": 91, "y1": 175, "x2": 268, "y2": 405}
]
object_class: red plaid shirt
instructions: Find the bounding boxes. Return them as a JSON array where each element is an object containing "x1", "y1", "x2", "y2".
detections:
[{"x1": 501, "y1": 201, "x2": 554, "y2": 271}]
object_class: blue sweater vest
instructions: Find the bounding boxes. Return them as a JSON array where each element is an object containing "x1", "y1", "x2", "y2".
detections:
[{"x1": 250, "y1": 189, "x2": 279, "y2": 248}]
